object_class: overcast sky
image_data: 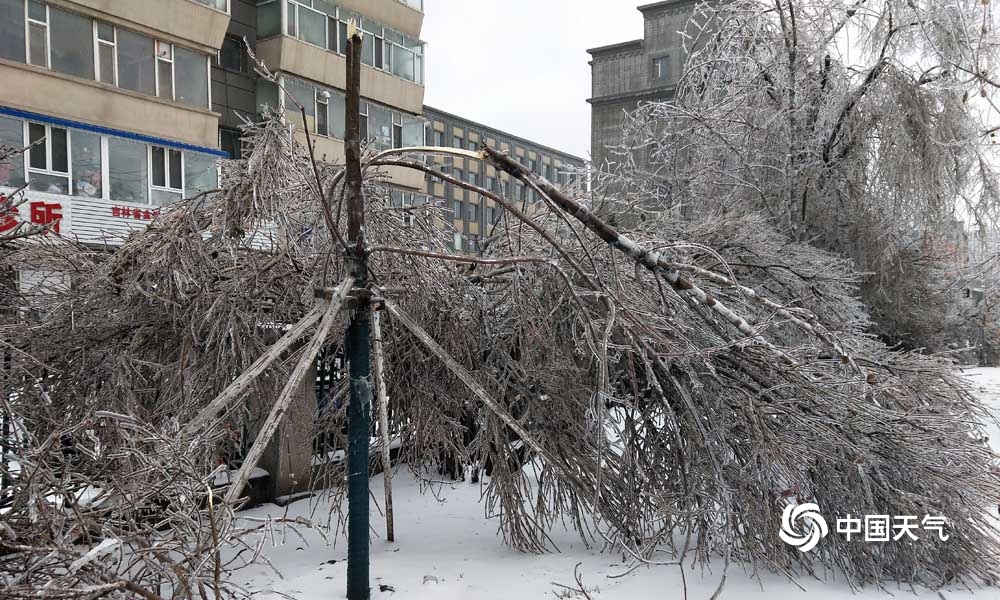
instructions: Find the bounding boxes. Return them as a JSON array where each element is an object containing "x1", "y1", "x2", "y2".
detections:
[{"x1": 422, "y1": 1, "x2": 644, "y2": 160}]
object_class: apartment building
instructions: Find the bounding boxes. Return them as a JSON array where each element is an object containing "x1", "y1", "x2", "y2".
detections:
[
  {"x1": 422, "y1": 106, "x2": 586, "y2": 253},
  {"x1": 0, "y1": 0, "x2": 230, "y2": 245},
  {"x1": 213, "y1": 0, "x2": 427, "y2": 194},
  {"x1": 587, "y1": 0, "x2": 698, "y2": 174}
]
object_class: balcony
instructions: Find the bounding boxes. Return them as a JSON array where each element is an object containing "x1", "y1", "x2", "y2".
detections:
[
  {"x1": 0, "y1": 60, "x2": 220, "y2": 148},
  {"x1": 61, "y1": 0, "x2": 231, "y2": 52},
  {"x1": 337, "y1": 0, "x2": 423, "y2": 39},
  {"x1": 256, "y1": 36, "x2": 424, "y2": 114}
]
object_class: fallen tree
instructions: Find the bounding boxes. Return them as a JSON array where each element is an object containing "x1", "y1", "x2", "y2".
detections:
[{"x1": 1, "y1": 26, "x2": 999, "y2": 600}]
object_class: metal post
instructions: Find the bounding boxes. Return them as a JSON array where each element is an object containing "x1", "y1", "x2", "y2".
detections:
[{"x1": 343, "y1": 20, "x2": 370, "y2": 600}]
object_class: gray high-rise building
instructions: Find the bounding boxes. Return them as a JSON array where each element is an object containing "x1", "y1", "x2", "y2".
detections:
[{"x1": 587, "y1": 0, "x2": 698, "y2": 173}]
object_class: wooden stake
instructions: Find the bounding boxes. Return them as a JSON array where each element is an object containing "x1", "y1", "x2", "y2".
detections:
[
  {"x1": 371, "y1": 310, "x2": 394, "y2": 542},
  {"x1": 183, "y1": 303, "x2": 326, "y2": 436},
  {"x1": 383, "y1": 300, "x2": 556, "y2": 467},
  {"x1": 223, "y1": 277, "x2": 354, "y2": 505}
]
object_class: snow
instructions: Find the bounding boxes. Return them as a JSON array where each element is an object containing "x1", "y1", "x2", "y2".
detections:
[
  {"x1": 227, "y1": 368, "x2": 1000, "y2": 599},
  {"x1": 212, "y1": 466, "x2": 269, "y2": 486}
]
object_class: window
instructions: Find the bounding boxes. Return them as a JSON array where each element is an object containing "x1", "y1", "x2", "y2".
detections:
[
  {"x1": 467, "y1": 171, "x2": 478, "y2": 186},
  {"x1": 486, "y1": 176, "x2": 495, "y2": 191},
  {"x1": 392, "y1": 113, "x2": 402, "y2": 148},
  {"x1": 373, "y1": 30, "x2": 384, "y2": 70},
  {"x1": 96, "y1": 22, "x2": 116, "y2": 85},
  {"x1": 653, "y1": 55, "x2": 671, "y2": 82},
  {"x1": 0, "y1": 116, "x2": 25, "y2": 188},
  {"x1": 220, "y1": 128, "x2": 242, "y2": 159},
  {"x1": 337, "y1": 18, "x2": 348, "y2": 54},
  {"x1": 218, "y1": 34, "x2": 248, "y2": 73},
  {"x1": 487, "y1": 206, "x2": 498, "y2": 224},
  {"x1": 467, "y1": 140, "x2": 477, "y2": 151},
  {"x1": 451, "y1": 199, "x2": 461, "y2": 218},
  {"x1": 330, "y1": 92, "x2": 345, "y2": 139},
  {"x1": 391, "y1": 41, "x2": 414, "y2": 80},
  {"x1": 155, "y1": 41, "x2": 173, "y2": 100},
  {"x1": 283, "y1": 76, "x2": 314, "y2": 131},
  {"x1": 433, "y1": 131, "x2": 444, "y2": 146},
  {"x1": 361, "y1": 30, "x2": 373, "y2": 66},
  {"x1": 71, "y1": 131, "x2": 102, "y2": 198},
  {"x1": 369, "y1": 103, "x2": 391, "y2": 149},
  {"x1": 257, "y1": 0, "x2": 281, "y2": 38},
  {"x1": 0, "y1": 0, "x2": 25, "y2": 63},
  {"x1": 27, "y1": 122, "x2": 69, "y2": 194},
  {"x1": 402, "y1": 115, "x2": 423, "y2": 146},
  {"x1": 466, "y1": 202, "x2": 477, "y2": 221},
  {"x1": 316, "y1": 89, "x2": 329, "y2": 136},
  {"x1": 109, "y1": 137, "x2": 146, "y2": 203},
  {"x1": 359, "y1": 101, "x2": 369, "y2": 141},
  {"x1": 150, "y1": 145, "x2": 182, "y2": 205},
  {"x1": 527, "y1": 158, "x2": 536, "y2": 173},
  {"x1": 117, "y1": 29, "x2": 155, "y2": 95},
  {"x1": 453, "y1": 169, "x2": 463, "y2": 183},
  {"x1": 175, "y1": 46, "x2": 208, "y2": 108},
  {"x1": 185, "y1": 152, "x2": 217, "y2": 197},
  {"x1": 27, "y1": 1, "x2": 48, "y2": 68},
  {"x1": 468, "y1": 234, "x2": 480, "y2": 250},
  {"x1": 452, "y1": 136, "x2": 462, "y2": 149},
  {"x1": 453, "y1": 232, "x2": 462, "y2": 250},
  {"x1": 191, "y1": 0, "x2": 229, "y2": 11},
  {"x1": 297, "y1": 3, "x2": 326, "y2": 47},
  {"x1": 285, "y1": 0, "x2": 297, "y2": 36},
  {"x1": 50, "y1": 7, "x2": 93, "y2": 79}
]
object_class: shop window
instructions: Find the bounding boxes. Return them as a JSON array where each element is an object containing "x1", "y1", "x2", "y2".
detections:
[
  {"x1": 71, "y1": 131, "x2": 102, "y2": 198},
  {"x1": 27, "y1": 122, "x2": 69, "y2": 194},
  {"x1": 109, "y1": 137, "x2": 147, "y2": 203}
]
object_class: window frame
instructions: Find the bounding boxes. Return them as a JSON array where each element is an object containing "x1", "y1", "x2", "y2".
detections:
[
  {"x1": 25, "y1": 0, "x2": 50, "y2": 69},
  {"x1": 154, "y1": 39, "x2": 175, "y2": 101},
  {"x1": 148, "y1": 144, "x2": 184, "y2": 194},
  {"x1": 25, "y1": 121, "x2": 69, "y2": 177},
  {"x1": 316, "y1": 88, "x2": 330, "y2": 137},
  {"x1": 93, "y1": 21, "x2": 118, "y2": 85}
]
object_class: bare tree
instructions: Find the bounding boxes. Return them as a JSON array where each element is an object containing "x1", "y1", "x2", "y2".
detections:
[{"x1": 604, "y1": 0, "x2": 1000, "y2": 352}]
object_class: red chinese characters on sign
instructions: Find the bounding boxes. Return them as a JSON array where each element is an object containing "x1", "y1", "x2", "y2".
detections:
[
  {"x1": 29, "y1": 201, "x2": 63, "y2": 234},
  {"x1": 0, "y1": 194, "x2": 17, "y2": 234},
  {"x1": 111, "y1": 206, "x2": 160, "y2": 220}
]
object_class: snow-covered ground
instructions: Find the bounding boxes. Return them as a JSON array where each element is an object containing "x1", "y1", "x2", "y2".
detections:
[{"x1": 229, "y1": 368, "x2": 1000, "y2": 599}]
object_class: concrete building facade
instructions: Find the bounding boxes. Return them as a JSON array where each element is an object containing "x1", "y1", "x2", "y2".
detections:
[
  {"x1": 422, "y1": 106, "x2": 586, "y2": 252},
  {"x1": 587, "y1": 0, "x2": 697, "y2": 173},
  {"x1": 0, "y1": 0, "x2": 229, "y2": 245}
]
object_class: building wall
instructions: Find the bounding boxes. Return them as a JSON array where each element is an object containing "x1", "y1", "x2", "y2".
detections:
[
  {"x1": 213, "y1": 0, "x2": 427, "y2": 190},
  {"x1": 0, "y1": 0, "x2": 227, "y2": 245},
  {"x1": 213, "y1": 0, "x2": 258, "y2": 137},
  {"x1": 588, "y1": 0, "x2": 698, "y2": 173},
  {"x1": 422, "y1": 106, "x2": 587, "y2": 252}
]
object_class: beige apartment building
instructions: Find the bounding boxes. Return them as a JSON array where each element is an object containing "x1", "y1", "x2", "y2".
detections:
[
  {"x1": 246, "y1": 0, "x2": 427, "y2": 192},
  {"x1": 0, "y1": 0, "x2": 230, "y2": 244}
]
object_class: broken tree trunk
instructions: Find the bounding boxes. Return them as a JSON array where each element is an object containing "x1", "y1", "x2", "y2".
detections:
[
  {"x1": 222, "y1": 278, "x2": 354, "y2": 505},
  {"x1": 371, "y1": 309, "x2": 394, "y2": 542}
]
